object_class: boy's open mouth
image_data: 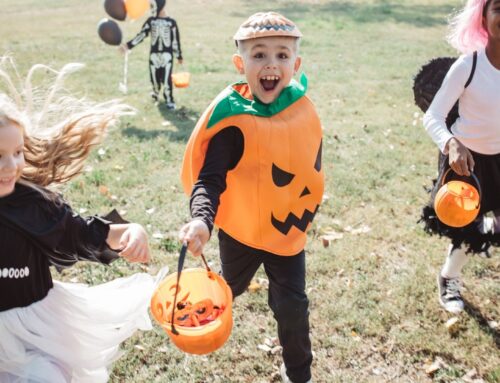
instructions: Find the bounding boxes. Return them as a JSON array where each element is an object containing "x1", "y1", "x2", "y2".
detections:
[
  {"x1": 260, "y1": 75, "x2": 280, "y2": 91},
  {"x1": 0, "y1": 176, "x2": 15, "y2": 184}
]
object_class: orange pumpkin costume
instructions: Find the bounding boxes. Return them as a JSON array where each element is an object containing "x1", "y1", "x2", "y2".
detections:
[{"x1": 181, "y1": 74, "x2": 324, "y2": 256}]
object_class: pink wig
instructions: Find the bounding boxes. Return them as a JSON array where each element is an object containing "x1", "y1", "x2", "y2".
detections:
[{"x1": 447, "y1": 0, "x2": 491, "y2": 54}]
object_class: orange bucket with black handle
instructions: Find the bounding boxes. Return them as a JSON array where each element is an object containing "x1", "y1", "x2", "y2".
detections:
[
  {"x1": 150, "y1": 244, "x2": 233, "y2": 355},
  {"x1": 434, "y1": 168, "x2": 481, "y2": 228}
]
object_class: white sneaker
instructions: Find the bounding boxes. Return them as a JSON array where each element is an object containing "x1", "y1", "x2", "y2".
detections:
[
  {"x1": 280, "y1": 363, "x2": 312, "y2": 383},
  {"x1": 166, "y1": 102, "x2": 176, "y2": 110},
  {"x1": 437, "y1": 274, "x2": 464, "y2": 314}
]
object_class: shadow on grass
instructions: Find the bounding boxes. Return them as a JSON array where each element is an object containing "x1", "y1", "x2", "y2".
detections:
[
  {"x1": 120, "y1": 104, "x2": 198, "y2": 143},
  {"x1": 463, "y1": 298, "x2": 500, "y2": 349},
  {"x1": 234, "y1": 1, "x2": 456, "y2": 28}
]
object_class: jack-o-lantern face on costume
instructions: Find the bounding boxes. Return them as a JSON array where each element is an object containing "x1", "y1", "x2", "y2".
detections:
[{"x1": 270, "y1": 141, "x2": 322, "y2": 235}]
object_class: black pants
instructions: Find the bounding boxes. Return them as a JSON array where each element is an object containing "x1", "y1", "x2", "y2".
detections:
[{"x1": 218, "y1": 230, "x2": 312, "y2": 383}]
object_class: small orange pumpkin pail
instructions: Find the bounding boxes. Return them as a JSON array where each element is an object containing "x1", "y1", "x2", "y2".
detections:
[
  {"x1": 171, "y1": 72, "x2": 190, "y2": 88},
  {"x1": 434, "y1": 168, "x2": 481, "y2": 228},
  {"x1": 150, "y1": 244, "x2": 233, "y2": 355}
]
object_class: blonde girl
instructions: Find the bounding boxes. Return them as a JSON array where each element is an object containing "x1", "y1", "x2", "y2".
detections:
[{"x1": 0, "y1": 58, "x2": 167, "y2": 382}]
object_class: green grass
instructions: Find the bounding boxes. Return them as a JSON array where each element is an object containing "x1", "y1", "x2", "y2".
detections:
[{"x1": 1, "y1": 0, "x2": 498, "y2": 382}]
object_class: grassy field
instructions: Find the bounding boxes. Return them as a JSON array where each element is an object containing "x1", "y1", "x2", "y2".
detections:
[{"x1": 1, "y1": 0, "x2": 498, "y2": 382}]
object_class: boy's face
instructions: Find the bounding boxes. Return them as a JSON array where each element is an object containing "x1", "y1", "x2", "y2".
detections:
[
  {"x1": 0, "y1": 120, "x2": 25, "y2": 197},
  {"x1": 233, "y1": 36, "x2": 301, "y2": 104}
]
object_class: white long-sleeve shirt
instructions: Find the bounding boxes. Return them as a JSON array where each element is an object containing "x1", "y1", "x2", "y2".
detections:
[{"x1": 423, "y1": 49, "x2": 500, "y2": 155}]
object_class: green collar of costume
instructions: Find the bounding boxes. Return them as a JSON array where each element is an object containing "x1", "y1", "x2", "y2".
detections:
[{"x1": 207, "y1": 73, "x2": 308, "y2": 129}]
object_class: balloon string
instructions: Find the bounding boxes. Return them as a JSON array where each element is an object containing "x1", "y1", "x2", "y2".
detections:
[{"x1": 120, "y1": 50, "x2": 129, "y2": 94}]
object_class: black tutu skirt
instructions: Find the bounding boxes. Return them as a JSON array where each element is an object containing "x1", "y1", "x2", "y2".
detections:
[{"x1": 421, "y1": 150, "x2": 500, "y2": 253}]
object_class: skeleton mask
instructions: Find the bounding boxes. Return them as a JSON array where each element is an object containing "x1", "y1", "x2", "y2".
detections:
[{"x1": 151, "y1": 0, "x2": 166, "y2": 16}]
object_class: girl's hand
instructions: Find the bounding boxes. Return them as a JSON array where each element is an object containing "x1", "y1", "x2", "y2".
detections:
[
  {"x1": 178, "y1": 219, "x2": 209, "y2": 257},
  {"x1": 118, "y1": 223, "x2": 150, "y2": 263},
  {"x1": 447, "y1": 137, "x2": 475, "y2": 176}
]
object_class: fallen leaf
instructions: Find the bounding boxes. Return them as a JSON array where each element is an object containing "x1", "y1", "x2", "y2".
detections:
[
  {"x1": 256, "y1": 278, "x2": 269, "y2": 289},
  {"x1": 257, "y1": 344, "x2": 272, "y2": 353},
  {"x1": 445, "y1": 317, "x2": 460, "y2": 335},
  {"x1": 322, "y1": 232, "x2": 344, "y2": 241},
  {"x1": 320, "y1": 229, "x2": 344, "y2": 247},
  {"x1": 98, "y1": 185, "x2": 109, "y2": 196},
  {"x1": 424, "y1": 357, "x2": 447, "y2": 376},
  {"x1": 345, "y1": 224, "x2": 371, "y2": 235},
  {"x1": 248, "y1": 281, "x2": 262, "y2": 293}
]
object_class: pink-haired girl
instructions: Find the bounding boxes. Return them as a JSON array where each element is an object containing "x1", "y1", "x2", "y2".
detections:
[
  {"x1": 422, "y1": 0, "x2": 500, "y2": 313},
  {"x1": 0, "y1": 58, "x2": 167, "y2": 382}
]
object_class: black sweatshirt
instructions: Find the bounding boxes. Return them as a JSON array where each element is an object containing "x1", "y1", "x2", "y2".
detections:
[{"x1": 0, "y1": 183, "x2": 118, "y2": 312}]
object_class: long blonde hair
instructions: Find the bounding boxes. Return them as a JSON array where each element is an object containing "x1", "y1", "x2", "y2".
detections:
[{"x1": 0, "y1": 56, "x2": 134, "y2": 187}]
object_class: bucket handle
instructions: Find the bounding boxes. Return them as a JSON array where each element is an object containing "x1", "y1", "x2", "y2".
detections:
[
  {"x1": 438, "y1": 168, "x2": 482, "y2": 205},
  {"x1": 170, "y1": 243, "x2": 211, "y2": 335}
]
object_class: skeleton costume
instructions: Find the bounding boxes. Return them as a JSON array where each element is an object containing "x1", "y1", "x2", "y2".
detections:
[{"x1": 126, "y1": 0, "x2": 182, "y2": 106}]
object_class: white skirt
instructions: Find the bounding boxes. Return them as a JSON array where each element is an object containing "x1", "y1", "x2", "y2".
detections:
[{"x1": 0, "y1": 267, "x2": 169, "y2": 383}]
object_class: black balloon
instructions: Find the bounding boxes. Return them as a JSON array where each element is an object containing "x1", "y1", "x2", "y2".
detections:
[
  {"x1": 97, "y1": 19, "x2": 122, "y2": 46},
  {"x1": 104, "y1": 0, "x2": 126, "y2": 21}
]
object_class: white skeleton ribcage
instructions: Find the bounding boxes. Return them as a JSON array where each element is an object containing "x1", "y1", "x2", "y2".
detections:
[{"x1": 151, "y1": 19, "x2": 172, "y2": 51}]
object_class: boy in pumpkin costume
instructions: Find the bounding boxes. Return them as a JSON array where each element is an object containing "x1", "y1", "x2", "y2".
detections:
[{"x1": 179, "y1": 12, "x2": 323, "y2": 383}]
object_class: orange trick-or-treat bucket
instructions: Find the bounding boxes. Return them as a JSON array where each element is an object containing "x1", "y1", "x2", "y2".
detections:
[
  {"x1": 434, "y1": 168, "x2": 481, "y2": 228},
  {"x1": 150, "y1": 244, "x2": 233, "y2": 355},
  {"x1": 171, "y1": 72, "x2": 190, "y2": 88}
]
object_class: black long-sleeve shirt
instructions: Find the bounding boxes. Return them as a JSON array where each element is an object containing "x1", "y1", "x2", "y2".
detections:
[
  {"x1": 0, "y1": 183, "x2": 118, "y2": 311},
  {"x1": 190, "y1": 126, "x2": 244, "y2": 233}
]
